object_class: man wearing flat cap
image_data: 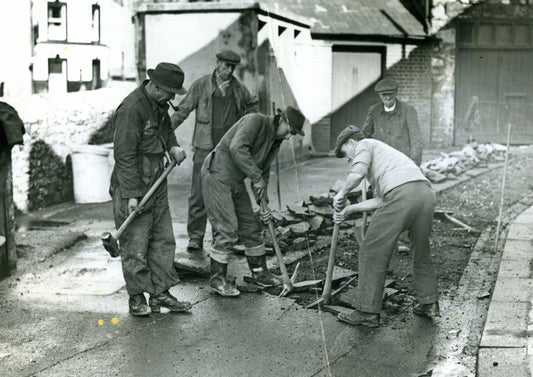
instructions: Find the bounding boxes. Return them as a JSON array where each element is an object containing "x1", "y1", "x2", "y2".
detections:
[
  {"x1": 171, "y1": 49, "x2": 258, "y2": 255},
  {"x1": 201, "y1": 107, "x2": 306, "y2": 297},
  {"x1": 361, "y1": 77, "x2": 423, "y2": 165},
  {"x1": 331, "y1": 126, "x2": 439, "y2": 328},
  {"x1": 110, "y1": 62, "x2": 191, "y2": 316}
]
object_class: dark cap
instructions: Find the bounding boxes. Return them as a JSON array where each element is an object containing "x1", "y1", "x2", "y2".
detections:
[
  {"x1": 216, "y1": 50, "x2": 241, "y2": 65},
  {"x1": 279, "y1": 106, "x2": 305, "y2": 136},
  {"x1": 147, "y1": 62, "x2": 187, "y2": 95},
  {"x1": 374, "y1": 78, "x2": 399, "y2": 93},
  {"x1": 334, "y1": 125, "x2": 365, "y2": 158}
]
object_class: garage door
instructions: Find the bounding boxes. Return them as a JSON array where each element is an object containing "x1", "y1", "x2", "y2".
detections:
[{"x1": 455, "y1": 21, "x2": 533, "y2": 144}]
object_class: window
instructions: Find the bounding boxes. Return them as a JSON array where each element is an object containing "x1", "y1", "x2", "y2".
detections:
[
  {"x1": 47, "y1": 2, "x2": 67, "y2": 41},
  {"x1": 92, "y1": 4, "x2": 100, "y2": 42}
]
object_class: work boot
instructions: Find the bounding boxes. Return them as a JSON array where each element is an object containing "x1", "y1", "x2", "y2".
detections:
[
  {"x1": 210, "y1": 258, "x2": 240, "y2": 297},
  {"x1": 413, "y1": 302, "x2": 440, "y2": 318},
  {"x1": 129, "y1": 293, "x2": 151, "y2": 317},
  {"x1": 187, "y1": 239, "x2": 203, "y2": 252},
  {"x1": 246, "y1": 254, "x2": 283, "y2": 287},
  {"x1": 149, "y1": 290, "x2": 192, "y2": 313},
  {"x1": 337, "y1": 309, "x2": 380, "y2": 328}
]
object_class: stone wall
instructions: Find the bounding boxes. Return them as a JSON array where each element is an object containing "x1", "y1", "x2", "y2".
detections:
[{"x1": 5, "y1": 82, "x2": 135, "y2": 211}]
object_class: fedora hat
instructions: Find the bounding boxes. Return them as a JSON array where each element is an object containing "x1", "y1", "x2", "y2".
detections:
[
  {"x1": 279, "y1": 106, "x2": 305, "y2": 136},
  {"x1": 147, "y1": 63, "x2": 187, "y2": 95}
]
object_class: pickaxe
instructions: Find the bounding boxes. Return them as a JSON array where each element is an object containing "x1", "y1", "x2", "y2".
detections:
[
  {"x1": 306, "y1": 192, "x2": 382, "y2": 309},
  {"x1": 101, "y1": 159, "x2": 177, "y2": 257},
  {"x1": 261, "y1": 198, "x2": 299, "y2": 297}
]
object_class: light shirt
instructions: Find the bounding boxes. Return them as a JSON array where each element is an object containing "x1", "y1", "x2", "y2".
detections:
[{"x1": 350, "y1": 139, "x2": 428, "y2": 197}]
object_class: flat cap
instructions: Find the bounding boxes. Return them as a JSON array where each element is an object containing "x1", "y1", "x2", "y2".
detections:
[
  {"x1": 334, "y1": 125, "x2": 365, "y2": 158},
  {"x1": 374, "y1": 78, "x2": 399, "y2": 93},
  {"x1": 216, "y1": 50, "x2": 241, "y2": 65}
]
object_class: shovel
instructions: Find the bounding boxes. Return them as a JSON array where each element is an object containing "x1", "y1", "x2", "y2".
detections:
[
  {"x1": 261, "y1": 198, "x2": 298, "y2": 297},
  {"x1": 101, "y1": 159, "x2": 177, "y2": 257},
  {"x1": 306, "y1": 195, "x2": 382, "y2": 309}
]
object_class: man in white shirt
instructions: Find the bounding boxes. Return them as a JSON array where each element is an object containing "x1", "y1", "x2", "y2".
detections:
[{"x1": 332, "y1": 125, "x2": 439, "y2": 328}]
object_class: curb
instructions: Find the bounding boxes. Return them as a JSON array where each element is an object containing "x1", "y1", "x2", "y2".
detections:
[
  {"x1": 478, "y1": 201, "x2": 533, "y2": 377},
  {"x1": 41, "y1": 231, "x2": 88, "y2": 260}
]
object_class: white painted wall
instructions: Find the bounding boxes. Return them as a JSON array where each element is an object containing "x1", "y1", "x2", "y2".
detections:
[
  {"x1": 144, "y1": 13, "x2": 242, "y2": 75},
  {"x1": 0, "y1": 0, "x2": 32, "y2": 97},
  {"x1": 32, "y1": 43, "x2": 110, "y2": 82},
  {"x1": 31, "y1": 0, "x2": 134, "y2": 84},
  {"x1": 101, "y1": 0, "x2": 136, "y2": 79}
]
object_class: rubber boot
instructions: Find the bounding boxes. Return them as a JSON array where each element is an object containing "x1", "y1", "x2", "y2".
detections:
[
  {"x1": 246, "y1": 254, "x2": 283, "y2": 287},
  {"x1": 210, "y1": 258, "x2": 240, "y2": 297}
]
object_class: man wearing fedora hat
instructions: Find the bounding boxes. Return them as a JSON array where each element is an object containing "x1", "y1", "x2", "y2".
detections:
[
  {"x1": 110, "y1": 62, "x2": 191, "y2": 316},
  {"x1": 171, "y1": 50, "x2": 257, "y2": 256},
  {"x1": 200, "y1": 107, "x2": 306, "y2": 296},
  {"x1": 361, "y1": 77, "x2": 423, "y2": 166}
]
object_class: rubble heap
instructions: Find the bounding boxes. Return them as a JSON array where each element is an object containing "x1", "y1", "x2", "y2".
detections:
[
  {"x1": 420, "y1": 142, "x2": 507, "y2": 183},
  {"x1": 259, "y1": 182, "x2": 368, "y2": 254}
]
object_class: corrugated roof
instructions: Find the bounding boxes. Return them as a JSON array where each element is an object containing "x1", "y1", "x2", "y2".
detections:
[{"x1": 259, "y1": 0, "x2": 426, "y2": 36}]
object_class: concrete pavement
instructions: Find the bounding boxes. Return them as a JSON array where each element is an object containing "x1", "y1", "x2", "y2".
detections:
[{"x1": 477, "y1": 205, "x2": 533, "y2": 377}]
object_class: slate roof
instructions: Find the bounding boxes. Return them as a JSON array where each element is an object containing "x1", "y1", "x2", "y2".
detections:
[{"x1": 259, "y1": 0, "x2": 426, "y2": 37}]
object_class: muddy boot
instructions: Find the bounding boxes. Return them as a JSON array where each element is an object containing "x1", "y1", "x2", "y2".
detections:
[
  {"x1": 149, "y1": 290, "x2": 192, "y2": 313},
  {"x1": 338, "y1": 309, "x2": 380, "y2": 328},
  {"x1": 129, "y1": 293, "x2": 151, "y2": 317},
  {"x1": 210, "y1": 258, "x2": 240, "y2": 297},
  {"x1": 413, "y1": 301, "x2": 440, "y2": 318},
  {"x1": 246, "y1": 254, "x2": 283, "y2": 287}
]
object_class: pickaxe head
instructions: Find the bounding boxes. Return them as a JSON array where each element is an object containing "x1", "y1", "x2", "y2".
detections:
[{"x1": 101, "y1": 232, "x2": 121, "y2": 257}]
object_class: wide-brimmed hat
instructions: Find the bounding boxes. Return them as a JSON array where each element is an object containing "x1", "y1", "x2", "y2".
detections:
[
  {"x1": 374, "y1": 78, "x2": 399, "y2": 94},
  {"x1": 334, "y1": 125, "x2": 365, "y2": 158},
  {"x1": 147, "y1": 63, "x2": 187, "y2": 95},
  {"x1": 278, "y1": 106, "x2": 305, "y2": 136},
  {"x1": 216, "y1": 50, "x2": 241, "y2": 65}
]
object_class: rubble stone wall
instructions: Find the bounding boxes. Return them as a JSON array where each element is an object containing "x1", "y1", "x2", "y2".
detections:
[{"x1": 6, "y1": 82, "x2": 135, "y2": 211}]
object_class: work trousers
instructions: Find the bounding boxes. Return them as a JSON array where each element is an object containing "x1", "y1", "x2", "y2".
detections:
[
  {"x1": 356, "y1": 181, "x2": 438, "y2": 313},
  {"x1": 112, "y1": 183, "x2": 180, "y2": 297},
  {"x1": 187, "y1": 147, "x2": 211, "y2": 243},
  {"x1": 201, "y1": 152, "x2": 263, "y2": 264}
]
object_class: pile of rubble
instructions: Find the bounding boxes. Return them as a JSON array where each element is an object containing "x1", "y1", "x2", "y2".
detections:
[
  {"x1": 260, "y1": 182, "x2": 367, "y2": 253},
  {"x1": 420, "y1": 142, "x2": 507, "y2": 183}
]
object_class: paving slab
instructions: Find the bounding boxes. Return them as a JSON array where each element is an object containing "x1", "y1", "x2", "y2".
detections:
[
  {"x1": 502, "y1": 240, "x2": 533, "y2": 260},
  {"x1": 480, "y1": 301, "x2": 528, "y2": 347},
  {"x1": 491, "y1": 278, "x2": 533, "y2": 302},
  {"x1": 513, "y1": 212, "x2": 533, "y2": 224},
  {"x1": 498, "y1": 259, "x2": 532, "y2": 278},
  {"x1": 507, "y1": 223, "x2": 533, "y2": 240},
  {"x1": 477, "y1": 348, "x2": 529, "y2": 377}
]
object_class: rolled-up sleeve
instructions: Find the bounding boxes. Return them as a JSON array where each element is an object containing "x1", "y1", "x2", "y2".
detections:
[
  {"x1": 350, "y1": 143, "x2": 371, "y2": 176},
  {"x1": 113, "y1": 109, "x2": 143, "y2": 199}
]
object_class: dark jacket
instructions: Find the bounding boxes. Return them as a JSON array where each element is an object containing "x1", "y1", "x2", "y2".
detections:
[
  {"x1": 361, "y1": 100, "x2": 423, "y2": 165},
  {"x1": 171, "y1": 71, "x2": 257, "y2": 150},
  {"x1": 210, "y1": 113, "x2": 281, "y2": 184},
  {"x1": 110, "y1": 81, "x2": 179, "y2": 199},
  {"x1": 0, "y1": 101, "x2": 25, "y2": 148}
]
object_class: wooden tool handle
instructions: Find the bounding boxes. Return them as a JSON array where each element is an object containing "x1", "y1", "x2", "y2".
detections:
[
  {"x1": 112, "y1": 160, "x2": 177, "y2": 239},
  {"x1": 321, "y1": 222, "x2": 340, "y2": 303}
]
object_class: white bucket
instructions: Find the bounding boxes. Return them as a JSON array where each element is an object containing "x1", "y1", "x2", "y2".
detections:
[{"x1": 71, "y1": 145, "x2": 113, "y2": 204}]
